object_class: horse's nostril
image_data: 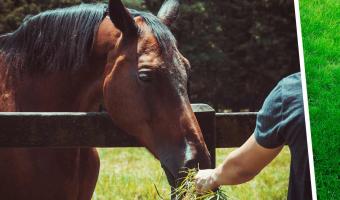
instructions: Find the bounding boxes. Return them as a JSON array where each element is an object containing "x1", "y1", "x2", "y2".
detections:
[
  {"x1": 184, "y1": 159, "x2": 198, "y2": 169},
  {"x1": 183, "y1": 150, "x2": 212, "y2": 171}
]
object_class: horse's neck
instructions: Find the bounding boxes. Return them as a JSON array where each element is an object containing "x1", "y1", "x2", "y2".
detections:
[
  {"x1": 0, "y1": 28, "x2": 109, "y2": 112},
  {"x1": 0, "y1": 34, "x2": 7, "y2": 43},
  {"x1": 0, "y1": 64, "x2": 105, "y2": 112},
  {"x1": 0, "y1": 53, "x2": 15, "y2": 112}
]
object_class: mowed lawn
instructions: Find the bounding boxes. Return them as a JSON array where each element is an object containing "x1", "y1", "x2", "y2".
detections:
[
  {"x1": 93, "y1": 147, "x2": 290, "y2": 200},
  {"x1": 300, "y1": 0, "x2": 340, "y2": 199}
]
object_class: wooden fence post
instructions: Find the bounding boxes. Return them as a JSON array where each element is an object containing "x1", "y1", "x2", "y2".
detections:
[{"x1": 192, "y1": 104, "x2": 216, "y2": 168}]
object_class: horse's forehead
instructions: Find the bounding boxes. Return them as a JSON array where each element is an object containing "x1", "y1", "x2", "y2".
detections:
[
  {"x1": 137, "y1": 34, "x2": 160, "y2": 56},
  {"x1": 134, "y1": 16, "x2": 144, "y2": 26},
  {"x1": 135, "y1": 20, "x2": 186, "y2": 75},
  {"x1": 134, "y1": 18, "x2": 159, "y2": 53}
]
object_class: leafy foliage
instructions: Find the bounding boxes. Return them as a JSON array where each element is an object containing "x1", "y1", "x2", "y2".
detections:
[
  {"x1": 0, "y1": 0, "x2": 299, "y2": 111},
  {"x1": 150, "y1": 0, "x2": 299, "y2": 111}
]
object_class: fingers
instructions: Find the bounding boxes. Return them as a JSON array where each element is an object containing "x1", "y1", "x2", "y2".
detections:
[
  {"x1": 195, "y1": 180, "x2": 203, "y2": 194},
  {"x1": 194, "y1": 169, "x2": 217, "y2": 194}
]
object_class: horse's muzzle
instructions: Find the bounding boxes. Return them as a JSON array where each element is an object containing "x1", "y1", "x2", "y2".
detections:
[{"x1": 160, "y1": 142, "x2": 212, "y2": 189}]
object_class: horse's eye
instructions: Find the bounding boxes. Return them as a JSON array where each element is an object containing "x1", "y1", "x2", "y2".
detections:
[{"x1": 138, "y1": 68, "x2": 154, "y2": 82}]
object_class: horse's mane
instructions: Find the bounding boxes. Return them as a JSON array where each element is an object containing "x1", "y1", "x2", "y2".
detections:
[
  {"x1": 0, "y1": 4, "x2": 106, "y2": 74},
  {"x1": 0, "y1": 3, "x2": 177, "y2": 75}
]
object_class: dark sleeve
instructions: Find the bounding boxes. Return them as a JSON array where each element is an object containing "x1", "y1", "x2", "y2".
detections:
[
  {"x1": 255, "y1": 73, "x2": 305, "y2": 148},
  {"x1": 254, "y1": 80, "x2": 285, "y2": 148},
  {"x1": 279, "y1": 73, "x2": 306, "y2": 147}
]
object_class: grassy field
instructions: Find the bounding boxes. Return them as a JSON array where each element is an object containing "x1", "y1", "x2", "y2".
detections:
[
  {"x1": 299, "y1": 0, "x2": 340, "y2": 199},
  {"x1": 93, "y1": 147, "x2": 290, "y2": 200}
]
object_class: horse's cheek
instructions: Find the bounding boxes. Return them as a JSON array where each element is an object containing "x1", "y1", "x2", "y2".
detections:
[
  {"x1": 102, "y1": 75, "x2": 120, "y2": 116},
  {"x1": 102, "y1": 73, "x2": 137, "y2": 125}
]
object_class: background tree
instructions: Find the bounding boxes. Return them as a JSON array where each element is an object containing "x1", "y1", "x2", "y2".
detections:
[
  {"x1": 144, "y1": 0, "x2": 299, "y2": 111},
  {"x1": 0, "y1": 0, "x2": 299, "y2": 111}
]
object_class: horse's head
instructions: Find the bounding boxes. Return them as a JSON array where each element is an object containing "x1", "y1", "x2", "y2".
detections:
[{"x1": 97, "y1": 0, "x2": 211, "y2": 186}]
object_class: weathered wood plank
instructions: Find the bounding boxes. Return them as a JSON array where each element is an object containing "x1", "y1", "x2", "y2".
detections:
[
  {"x1": 216, "y1": 112, "x2": 257, "y2": 148},
  {"x1": 0, "y1": 112, "x2": 138, "y2": 147},
  {"x1": 0, "y1": 105, "x2": 257, "y2": 148}
]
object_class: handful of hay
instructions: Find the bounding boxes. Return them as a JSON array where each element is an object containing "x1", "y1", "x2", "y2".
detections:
[{"x1": 156, "y1": 169, "x2": 230, "y2": 200}]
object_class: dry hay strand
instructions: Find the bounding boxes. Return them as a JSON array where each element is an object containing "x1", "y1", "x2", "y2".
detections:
[{"x1": 155, "y1": 168, "x2": 230, "y2": 200}]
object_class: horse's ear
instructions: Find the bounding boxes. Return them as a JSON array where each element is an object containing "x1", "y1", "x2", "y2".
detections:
[
  {"x1": 108, "y1": 0, "x2": 137, "y2": 38},
  {"x1": 157, "y1": 0, "x2": 180, "y2": 26}
]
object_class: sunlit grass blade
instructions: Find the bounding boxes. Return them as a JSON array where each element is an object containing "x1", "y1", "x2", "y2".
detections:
[{"x1": 155, "y1": 168, "x2": 230, "y2": 200}]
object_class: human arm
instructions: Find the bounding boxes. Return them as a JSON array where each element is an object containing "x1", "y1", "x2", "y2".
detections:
[{"x1": 195, "y1": 134, "x2": 283, "y2": 192}]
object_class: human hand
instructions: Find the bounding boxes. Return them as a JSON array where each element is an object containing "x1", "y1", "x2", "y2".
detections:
[{"x1": 194, "y1": 169, "x2": 220, "y2": 194}]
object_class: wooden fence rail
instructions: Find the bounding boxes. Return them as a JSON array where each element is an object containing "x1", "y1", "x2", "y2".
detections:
[{"x1": 0, "y1": 104, "x2": 257, "y2": 167}]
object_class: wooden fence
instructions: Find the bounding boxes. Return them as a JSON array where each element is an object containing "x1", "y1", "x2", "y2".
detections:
[{"x1": 0, "y1": 104, "x2": 257, "y2": 167}]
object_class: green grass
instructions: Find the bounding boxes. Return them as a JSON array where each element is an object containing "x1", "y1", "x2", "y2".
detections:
[
  {"x1": 93, "y1": 147, "x2": 290, "y2": 200},
  {"x1": 300, "y1": 0, "x2": 340, "y2": 199}
]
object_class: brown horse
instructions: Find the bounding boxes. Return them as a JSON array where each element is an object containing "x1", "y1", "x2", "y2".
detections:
[{"x1": 0, "y1": 0, "x2": 211, "y2": 199}]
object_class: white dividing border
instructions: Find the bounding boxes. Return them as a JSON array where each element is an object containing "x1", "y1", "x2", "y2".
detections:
[{"x1": 294, "y1": 0, "x2": 318, "y2": 199}]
